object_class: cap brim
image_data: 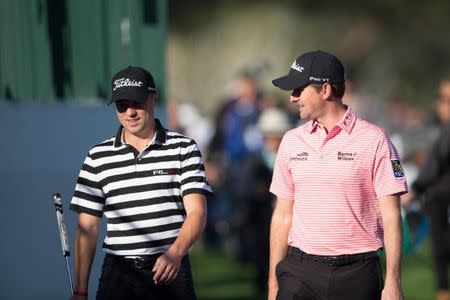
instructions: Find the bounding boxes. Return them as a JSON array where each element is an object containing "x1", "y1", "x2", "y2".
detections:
[
  {"x1": 272, "y1": 73, "x2": 308, "y2": 91},
  {"x1": 109, "y1": 88, "x2": 152, "y2": 105}
]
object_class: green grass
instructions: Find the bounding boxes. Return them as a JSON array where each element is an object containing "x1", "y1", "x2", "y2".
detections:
[
  {"x1": 191, "y1": 239, "x2": 441, "y2": 300},
  {"x1": 191, "y1": 247, "x2": 257, "y2": 300},
  {"x1": 401, "y1": 240, "x2": 436, "y2": 300}
]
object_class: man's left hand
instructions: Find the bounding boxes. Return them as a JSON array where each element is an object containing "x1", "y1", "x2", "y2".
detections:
[
  {"x1": 381, "y1": 281, "x2": 404, "y2": 300},
  {"x1": 152, "y1": 249, "x2": 182, "y2": 284}
]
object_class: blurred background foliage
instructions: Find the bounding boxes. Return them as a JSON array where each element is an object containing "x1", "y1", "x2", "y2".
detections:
[
  {"x1": 2, "y1": 0, "x2": 449, "y2": 113},
  {"x1": 168, "y1": 0, "x2": 450, "y2": 114}
]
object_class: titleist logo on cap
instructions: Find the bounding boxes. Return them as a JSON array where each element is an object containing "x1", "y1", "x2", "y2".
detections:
[
  {"x1": 113, "y1": 78, "x2": 143, "y2": 91},
  {"x1": 291, "y1": 61, "x2": 304, "y2": 73}
]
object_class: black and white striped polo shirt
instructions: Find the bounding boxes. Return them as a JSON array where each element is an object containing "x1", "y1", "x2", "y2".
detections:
[{"x1": 70, "y1": 119, "x2": 212, "y2": 256}]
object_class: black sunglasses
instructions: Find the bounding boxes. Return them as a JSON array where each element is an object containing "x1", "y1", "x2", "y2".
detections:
[
  {"x1": 115, "y1": 100, "x2": 145, "y2": 113},
  {"x1": 291, "y1": 84, "x2": 309, "y2": 97}
]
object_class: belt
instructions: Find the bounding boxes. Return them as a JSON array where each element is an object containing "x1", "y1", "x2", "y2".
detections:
[
  {"x1": 288, "y1": 247, "x2": 379, "y2": 266},
  {"x1": 109, "y1": 253, "x2": 160, "y2": 270}
]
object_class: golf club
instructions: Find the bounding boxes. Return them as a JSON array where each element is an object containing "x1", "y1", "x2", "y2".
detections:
[{"x1": 53, "y1": 193, "x2": 74, "y2": 295}]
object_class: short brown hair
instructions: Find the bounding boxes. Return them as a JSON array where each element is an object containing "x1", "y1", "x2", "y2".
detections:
[{"x1": 311, "y1": 82, "x2": 346, "y2": 99}]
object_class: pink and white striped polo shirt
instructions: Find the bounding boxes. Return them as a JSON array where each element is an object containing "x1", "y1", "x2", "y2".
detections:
[{"x1": 270, "y1": 107, "x2": 408, "y2": 255}]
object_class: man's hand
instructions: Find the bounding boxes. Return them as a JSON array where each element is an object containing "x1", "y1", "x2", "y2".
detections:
[
  {"x1": 381, "y1": 280, "x2": 404, "y2": 300},
  {"x1": 152, "y1": 248, "x2": 183, "y2": 284},
  {"x1": 70, "y1": 295, "x2": 87, "y2": 300}
]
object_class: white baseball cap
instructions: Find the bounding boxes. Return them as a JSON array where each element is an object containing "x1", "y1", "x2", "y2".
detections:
[{"x1": 258, "y1": 108, "x2": 291, "y2": 136}]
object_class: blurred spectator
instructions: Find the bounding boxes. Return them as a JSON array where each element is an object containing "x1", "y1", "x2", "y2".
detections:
[
  {"x1": 259, "y1": 93, "x2": 282, "y2": 111},
  {"x1": 232, "y1": 108, "x2": 291, "y2": 298},
  {"x1": 205, "y1": 72, "x2": 264, "y2": 249},
  {"x1": 165, "y1": 98, "x2": 214, "y2": 153},
  {"x1": 166, "y1": 98, "x2": 183, "y2": 132},
  {"x1": 388, "y1": 98, "x2": 430, "y2": 252},
  {"x1": 407, "y1": 78, "x2": 450, "y2": 300},
  {"x1": 398, "y1": 146, "x2": 430, "y2": 251},
  {"x1": 209, "y1": 71, "x2": 263, "y2": 163}
]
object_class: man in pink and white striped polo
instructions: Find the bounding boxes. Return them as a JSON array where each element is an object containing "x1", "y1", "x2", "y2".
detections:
[{"x1": 267, "y1": 50, "x2": 407, "y2": 300}]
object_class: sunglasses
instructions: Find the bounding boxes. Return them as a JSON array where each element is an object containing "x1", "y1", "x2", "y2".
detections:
[
  {"x1": 291, "y1": 84, "x2": 309, "y2": 97},
  {"x1": 115, "y1": 100, "x2": 146, "y2": 113}
]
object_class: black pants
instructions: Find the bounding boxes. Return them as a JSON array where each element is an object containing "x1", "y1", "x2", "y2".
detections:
[
  {"x1": 276, "y1": 249, "x2": 383, "y2": 300},
  {"x1": 96, "y1": 253, "x2": 196, "y2": 300}
]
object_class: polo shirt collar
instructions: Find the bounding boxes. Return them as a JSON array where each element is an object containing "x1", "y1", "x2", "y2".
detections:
[
  {"x1": 307, "y1": 120, "x2": 320, "y2": 134},
  {"x1": 113, "y1": 118, "x2": 167, "y2": 147},
  {"x1": 306, "y1": 106, "x2": 357, "y2": 134},
  {"x1": 336, "y1": 106, "x2": 357, "y2": 134}
]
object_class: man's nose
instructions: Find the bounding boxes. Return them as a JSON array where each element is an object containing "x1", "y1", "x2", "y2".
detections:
[
  {"x1": 290, "y1": 95, "x2": 299, "y2": 103},
  {"x1": 126, "y1": 107, "x2": 137, "y2": 115}
]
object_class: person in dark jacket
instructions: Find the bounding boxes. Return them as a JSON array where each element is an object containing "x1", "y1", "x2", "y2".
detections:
[{"x1": 411, "y1": 78, "x2": 450, "y2": 300}]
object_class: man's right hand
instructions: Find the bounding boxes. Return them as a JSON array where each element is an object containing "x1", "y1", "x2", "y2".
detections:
[{"x1": 70, "y1": 295, "x2": 87, "y2": 300}]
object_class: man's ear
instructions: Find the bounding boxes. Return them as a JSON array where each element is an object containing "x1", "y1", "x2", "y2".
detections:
[
  {"x1": 321, "y1": 83, "x2": 333, "y2": 100},
  {"x1": 149, "y1": 93, "x2": 158, "y2": 107}
]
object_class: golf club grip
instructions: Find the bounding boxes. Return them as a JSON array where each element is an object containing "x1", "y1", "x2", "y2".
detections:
[{"x1": 53, "y1": 193, "x2": 70, "y2": 257}]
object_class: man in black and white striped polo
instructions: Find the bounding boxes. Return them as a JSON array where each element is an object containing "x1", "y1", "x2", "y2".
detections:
[{"x1": 69, "y1": 66, "x2": 212, "y2": 300}]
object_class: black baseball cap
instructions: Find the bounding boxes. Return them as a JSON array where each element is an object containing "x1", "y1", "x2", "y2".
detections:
[
  {"x1": 110, "y1": 66, "x2": 157, "y2": 104},
  {"x1": 272, "y1": 50, "x2": 345, "y2": 91}
]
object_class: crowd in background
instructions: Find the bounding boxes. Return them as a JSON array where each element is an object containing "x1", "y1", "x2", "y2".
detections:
[{"x1": 166, "y1": 71, "x2": 450, "y2": 299}]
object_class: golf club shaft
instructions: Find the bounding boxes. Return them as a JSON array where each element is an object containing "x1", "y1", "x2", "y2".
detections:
[{"x1": 65, "y1": 257, "x2": 74, "y2": 295}]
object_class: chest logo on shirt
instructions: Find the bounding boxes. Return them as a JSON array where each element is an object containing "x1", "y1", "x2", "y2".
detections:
[
  {"x1": 391, "y1": 160, "x2": 405, "y2": 178},
  {"x1": 289, "y1": 152, "x2": 309, "y2": 162},
  {"x1": 337, "y1": 151, "x2": 357, "y2": 161},
  {"x1": 152, "y1": 169, "x2": 177, "y2": 176}
]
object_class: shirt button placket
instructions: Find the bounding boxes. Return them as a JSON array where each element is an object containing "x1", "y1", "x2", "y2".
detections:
[{"x1": 136, "y1": 156, "x2": 142, "y2": 172}]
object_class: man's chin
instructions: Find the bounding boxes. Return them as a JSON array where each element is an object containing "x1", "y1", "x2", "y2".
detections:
[{"x1": 124, "y1": 127, "x2": 141, "y2": 135}]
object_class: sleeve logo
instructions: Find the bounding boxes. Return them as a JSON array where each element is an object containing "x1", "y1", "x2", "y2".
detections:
[{"x1": 391, "y1": 160, "x2": 405, "y2": 178}]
